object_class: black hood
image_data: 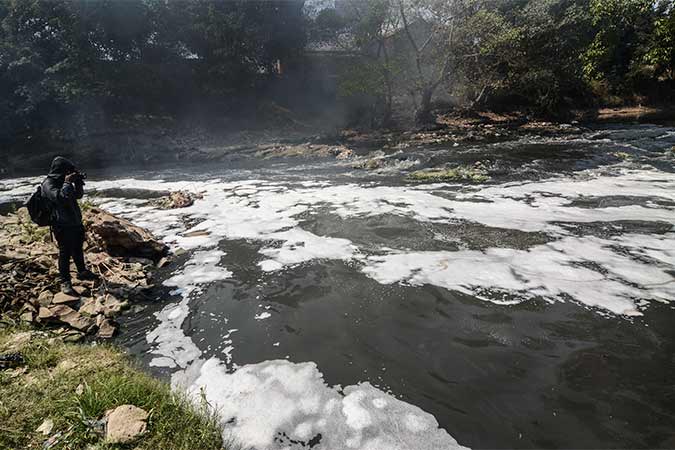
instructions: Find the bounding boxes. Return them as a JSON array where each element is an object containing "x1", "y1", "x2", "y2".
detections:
[{"x1": 48, "y1": 156, "x2": 76, "y2": 178}]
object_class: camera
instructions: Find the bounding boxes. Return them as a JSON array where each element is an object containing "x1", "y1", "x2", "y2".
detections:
[{"x1": 71, "y1": 171, "x2": 87, "y2": 184}]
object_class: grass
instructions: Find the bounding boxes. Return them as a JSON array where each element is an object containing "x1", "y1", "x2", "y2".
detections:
[
  {"x1": 0, "y1": 327, "x2": 229, "y2": 450},
  {"x1": 408, "y1": 165, "x2": 490, "y2": 183},
  {"x1": 14, "y1": 208, "x2": 50, "y2": 244},
  {"x1": 79, "y1": 198, "x2": 96, "y2": 214}
]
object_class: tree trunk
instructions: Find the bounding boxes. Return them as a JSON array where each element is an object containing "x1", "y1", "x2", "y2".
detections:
[{"x1": 415, "y1": 86, "x2": 434, "y2": 125}]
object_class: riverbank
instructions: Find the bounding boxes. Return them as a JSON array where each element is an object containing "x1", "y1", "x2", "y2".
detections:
[
  {"x1": 3, "y1": 105, "x2": 673, "y2": 178},
  {"x1": 0, "y1": 199, "x2": 232, "y2": 449},
  {"x1": 0, "y1": 327, "x2": 226, "y2": 449}
]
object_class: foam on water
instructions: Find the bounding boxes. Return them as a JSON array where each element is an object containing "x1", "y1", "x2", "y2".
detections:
[
  {"x1": 148, "y1": 250, "x2": 232, "y2": 368},
  {"x1": 185, "y1": 358, "x2": 467, "y2": 450},
  {"x1": 362, "y1": 233, "x2": 675, "y2": 316}
]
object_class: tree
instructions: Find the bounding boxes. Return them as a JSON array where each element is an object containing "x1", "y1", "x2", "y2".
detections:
[
  {"x1": 0, "y1": 0, "x2": 308, "y2": 146},
  {"x1": 325, "y1": 0, "x2": 401, "y2": 126},
  {"x1": 582, "y1": 0, "x2": 669, "y2": 95}
]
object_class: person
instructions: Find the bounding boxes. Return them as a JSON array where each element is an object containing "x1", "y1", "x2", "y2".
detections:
[{"x1": 42, "y1": 156, "x2": 97, "y2": 295}]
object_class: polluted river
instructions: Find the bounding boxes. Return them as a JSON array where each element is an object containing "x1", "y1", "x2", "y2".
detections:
[{"x1": 1, "y1": 124, "x2": 675, "y2": 449}]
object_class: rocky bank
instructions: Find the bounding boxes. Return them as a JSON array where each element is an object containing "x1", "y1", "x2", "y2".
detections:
[{"x1": 0, "y1": 206, "x2": 169, "y2": 341}]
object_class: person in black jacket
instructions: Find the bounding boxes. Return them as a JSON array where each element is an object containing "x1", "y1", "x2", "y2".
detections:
[{"x1": 42, "y1": 156, "x2": 97, "y2": 295}]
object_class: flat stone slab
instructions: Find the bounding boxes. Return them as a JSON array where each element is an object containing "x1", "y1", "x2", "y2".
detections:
[{"x1": 52, "y1": 292, "x2": 80, "y2": 305}]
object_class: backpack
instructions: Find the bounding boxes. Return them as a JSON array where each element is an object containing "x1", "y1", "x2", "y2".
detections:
[{"x1": 24, "y1": 185, "x2": 52, "y2": 227}]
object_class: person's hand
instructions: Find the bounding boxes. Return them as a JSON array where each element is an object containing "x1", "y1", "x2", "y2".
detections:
[{"x1": 65, "y1": 173, "x2": 77, "y2": 184}]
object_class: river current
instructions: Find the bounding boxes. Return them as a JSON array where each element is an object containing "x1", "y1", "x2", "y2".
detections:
[{"x1": 1, "y1": 124, "x2": 674, "y2": 449}]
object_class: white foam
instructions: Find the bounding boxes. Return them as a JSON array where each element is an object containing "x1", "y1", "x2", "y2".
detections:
[
  {"x1": 148, "y1": 250, "x2": 232, "y2": 368},
  {"x1": 363, "y1": 233, "x2": 675, "y2": 316},
  {"x1": 254, "y1": 312, "x2": 272, "y2": 320},
  {"x1": 186, "y1": 358, "x2": 467, "y2": 450}
]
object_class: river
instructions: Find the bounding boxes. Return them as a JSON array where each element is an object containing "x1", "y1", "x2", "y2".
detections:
[{"x1": 1, "y1": 124, "x2": 674, "y2": 449}]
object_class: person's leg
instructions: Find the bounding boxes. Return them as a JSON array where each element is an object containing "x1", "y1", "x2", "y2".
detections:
[
  {"x1": 57, "y1": 243, "x2": 71, "y2": 282},
  {"x1": 54, "y1": 227, "x2": 76, "y2": 295},
  {"x1": 73, "y1": 225, "x2": 98, "y2": 280},
  {"x1": 71, "y1": 226, "x2": 86, "y2": 273}
]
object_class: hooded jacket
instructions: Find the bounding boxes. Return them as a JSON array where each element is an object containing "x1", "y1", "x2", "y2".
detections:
[{"x1": 41, "y1": 156, "x2": 84, "y2": 227}]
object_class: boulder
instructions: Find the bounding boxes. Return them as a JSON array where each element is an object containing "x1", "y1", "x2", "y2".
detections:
[
  {"x1": 105, "y1": 405, "x2": 148, "y2": 444},
  {"x1": 79, "y1": 297, "x2": 104, "y2": 317},
  {"x1": 97, "y1": 319, "x2": 117, "y2": 339},
  {"x1": 84, "y1": 207, "x2": 168, "y2": 262},
  {"x1": 49, "y1": 305, "x2": 95, "y2": 332},
  {"x1": 37, "y1": 307, "x2": 55, "y2": 321},
  {"x1": 2, "y1": 331, "x2": 35, "y2": 352},
  {"x1": 37, "y1": 291, "x2": 54, "y2": 307}
]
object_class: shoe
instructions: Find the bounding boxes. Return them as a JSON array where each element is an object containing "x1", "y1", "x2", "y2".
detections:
[
  {"x1": 76, "y1": 270, "x2": 99, "y2": 281},
  {"x1": 60, "y1": 281, "x2": 77, "y2": 296}
]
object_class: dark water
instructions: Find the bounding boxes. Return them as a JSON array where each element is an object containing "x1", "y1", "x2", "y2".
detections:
[
  {"x1": 4, "y1": 124, "x2": 675, "y2": 448},
  {"x1": 120, "y1": 243, "x2": 675, "y2": 449}
]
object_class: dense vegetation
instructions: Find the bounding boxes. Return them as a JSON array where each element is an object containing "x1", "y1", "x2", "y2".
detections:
[
  {"x1": 317, "y1": 0, "x2": 674, "y2": 124},
  {"x1": 0, "y1": 0, "x2": 673, "y2": 147}
]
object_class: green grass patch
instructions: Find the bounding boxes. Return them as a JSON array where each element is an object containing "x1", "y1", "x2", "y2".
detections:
[
  {"x1": 408, "y1": 165, "x2": 490, "y2": 183},
  {"x1": 79, "y1": 198, "x2": 96, "y2": 213},
  {"x1": 14, "y1": 208, "x2": 50, "y2": 244},
  {"x1": 0, "y1": 328, "x2": 228, "y2": 450}
]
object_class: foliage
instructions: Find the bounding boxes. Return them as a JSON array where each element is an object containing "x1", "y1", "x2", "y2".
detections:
[
  {"x1": 0, "y1": 0, "x2": 306, "y2": 145},
  {"x1": 582, "y1": 0, "x2": 674, "y2": 95},
  {"x1": 315, "y1": 0, "x2": 673, "y2": 120}
]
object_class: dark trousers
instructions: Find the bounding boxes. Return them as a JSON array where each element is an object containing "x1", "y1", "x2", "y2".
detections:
[{"x1": 53, "y1": 225, "x2": 86, "y2": 283}]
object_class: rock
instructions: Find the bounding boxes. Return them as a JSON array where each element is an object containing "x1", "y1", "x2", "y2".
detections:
[
  {"x1": 336, "y1": 148, "x2": 354, "y2": 160},
  {"x1": 20, "y1": 311, "x2": 34, "y2": 322},
  {"x1": 62, "y1": 331, "x2": 84, "y2": 343},
  {"x1": 100, "y1": 294, "x2": 128, "y2": 318},
  {"x1": 151, "y1": 191, "x2": 196, "y2": 209},
  {"x1": 79, "y1": 297, "x2": 104, "y2": 317},
  {"x1": 156, "y1": 256, "x2": 171, "y2": 268},
  {"x1": 75, "y1": 383, "x2": 84, "y2": 395},
  {"x1": 49, "y1": 305, "x2": 95, "y2": 331},
  {"x1": 97, "y1": 319, "x2": 117, "y2": 339},
  {"x1": 38, "y1": 307, "x2": 55, "y2": 321},
  {"x1": 37, "y1": 291, "x2": 54, "y2": 307},
  {"x1": 84, "y1": 207, "x2": 168, "y2": 262},
  {"x1": 168, "y1": 191, "x2": 194, "y2": 208},
  {"x1": 2, "y1": 331, "x2": 34, "y2": 352},
  {"x1": 127, "y1": 257, "x2": 154, "y2": 266},
  {"x1": 182, "y1": 230, "x2": 210, "y2": 238},
  {"x1": 36, "y1": 418, "x2": 54, "y2": 435},
  {"x1": 52, "y1": 292, "x2": 80, "y2": 304},
  {"x1": 72, "y1": 285, "x2": 90, "y2": 297},
  {"x1": 56, "y1": 359, "x2": 77, "y2": 372},
  {"x1": 105, "y1": 405, "x2": 148, "y2": 444}
]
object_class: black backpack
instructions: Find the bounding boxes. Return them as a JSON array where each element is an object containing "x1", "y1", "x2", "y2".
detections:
[{"x1": 24, "y1": 185, "x2": 52, "y2": 227}]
